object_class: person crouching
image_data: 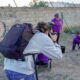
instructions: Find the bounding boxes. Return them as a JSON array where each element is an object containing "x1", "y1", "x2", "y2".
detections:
[{"x1": 72, "y1": 31, "x2": 80, "y2": 50}]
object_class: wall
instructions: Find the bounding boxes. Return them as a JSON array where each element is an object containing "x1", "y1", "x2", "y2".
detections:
[{"x1": 0, "y1": 7, "x2": 80, "y2": 28}]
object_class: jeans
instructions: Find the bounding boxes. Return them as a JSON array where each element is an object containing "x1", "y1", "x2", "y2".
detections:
[{"x1": 5, "y1": 70, "x2": 35, "y2": 80}]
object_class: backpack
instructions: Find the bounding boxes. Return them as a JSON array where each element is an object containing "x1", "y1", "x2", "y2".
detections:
[{"x1": 0, "y1": 23, "x2": 34, "y2": 61}]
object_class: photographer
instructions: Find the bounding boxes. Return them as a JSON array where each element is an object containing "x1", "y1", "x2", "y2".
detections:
[
  {"x1": 4, "y1": 22, "x2": 62, "y2": 80},
  {"x1": 36, "y1": 22, "x2": 58, "y2": 65}
]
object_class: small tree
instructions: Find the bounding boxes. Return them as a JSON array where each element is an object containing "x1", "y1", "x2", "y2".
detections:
[{"x1": 30, "y1": 1, "x2": 48, "y2": 7}]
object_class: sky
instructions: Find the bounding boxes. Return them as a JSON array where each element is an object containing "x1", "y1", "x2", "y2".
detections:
[{"x1": 0, "y1": 0, "x2": 80, "y2": 7}]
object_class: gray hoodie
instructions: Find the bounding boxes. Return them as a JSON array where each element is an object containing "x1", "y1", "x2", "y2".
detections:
[{"x1": 4, "y1": 32, "x2": 62, "y2": 75}]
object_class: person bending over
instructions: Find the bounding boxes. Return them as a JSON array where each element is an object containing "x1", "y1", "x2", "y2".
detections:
[{"x1": 4, "y1": 22, "x2": 62, "y2": 80}]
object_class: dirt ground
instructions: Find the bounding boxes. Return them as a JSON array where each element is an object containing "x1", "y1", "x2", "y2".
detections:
[{"x1": 0, "y1": 33, "x2": 80, "y2": 80}]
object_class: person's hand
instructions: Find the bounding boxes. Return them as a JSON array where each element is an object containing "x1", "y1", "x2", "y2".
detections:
[{"x1": 50, "y1": 33, "x2": 57, "y2": 41}]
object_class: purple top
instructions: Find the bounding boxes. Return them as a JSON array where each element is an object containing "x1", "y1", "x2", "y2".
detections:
[
  {"x1": 36, "y1": 53, "x2": 49, "y2": 64},
  {"x1": 73, "y1": 35, "x2": 80, "y2": 43},
  {"x1": 51, "y1": 18, "x2": 62, "y2": 33}
]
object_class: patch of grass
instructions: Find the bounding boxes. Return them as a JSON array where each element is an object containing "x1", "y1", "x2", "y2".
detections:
[
  {"x1": 63, "y1": 75, "x2": 68, "y2": 80},
  {"x1": 64, "y1": 26, "x2": 80, "y2": 34},
  {"x1": 69, "y1": 78, "x2": 74, "y2": 80},
  {"x1": 60, "y1": 33, "x2": 68, "y2": 39}
]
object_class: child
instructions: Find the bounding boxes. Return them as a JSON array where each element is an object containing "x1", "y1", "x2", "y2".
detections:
[{"x1": 72, "y1": 31, "x2": 80, "y2": 50}]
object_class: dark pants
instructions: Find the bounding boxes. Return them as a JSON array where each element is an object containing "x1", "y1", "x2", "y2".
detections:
[
  {"x1": 72, "y1": 42, "x2": 80, "y2": 50},
  {"x1": 57, "y1": 33, "x2": 60, "y2": 44}
]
